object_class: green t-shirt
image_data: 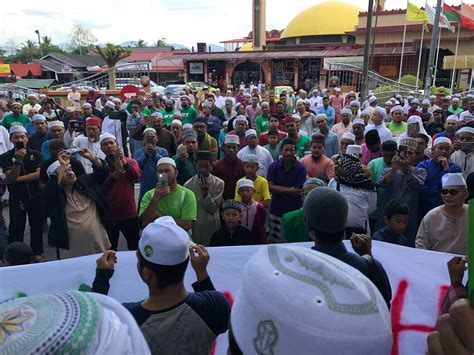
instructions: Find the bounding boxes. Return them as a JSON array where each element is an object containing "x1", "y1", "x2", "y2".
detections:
[
  {"x1": 264, "y1": 144, "x2": 279, "y2": 161},
  {"x1": 388, "y1": 121, "x2": 406, "y2": 138},
  {"x1": 282, "y1": 208, "x2": 308, "y2": 242},
  {"x1": 161, "y1": 109, "x2": 176, "y2": 126},
  {"x1": 367, "y1": 157, "x2": 388, "y2": 219},
  {"x1": 255, "y1": 115, "x2": 270, "y2": 135},
  {"x1": 2, "y1": 114, "x2": 31, "y2": 129},
  {"x1": 139, "y1": 185, "x2": 197, "y2": 222},
  {"x1": 278, "y1": 134, "x2": 310, "y2": 159},
  {"x1": 181, "y1": 106, "x2": 198, "y2": 125}
]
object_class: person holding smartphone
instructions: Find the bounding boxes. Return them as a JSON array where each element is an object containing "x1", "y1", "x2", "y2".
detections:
[
  {"x1": 0, "y1": 125, "x2": 43, "y2": 262},
  {"x1": 450, "y1": 126, "x2": 474, "y2": 179}
]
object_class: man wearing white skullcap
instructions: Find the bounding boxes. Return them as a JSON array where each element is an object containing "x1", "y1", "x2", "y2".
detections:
[
  {"x1": 450, "y1": 126, "x2": 474, "y2": 179},
  {"x1": 416, "y1": 173, "x2": 468, "y2": 254},
  {"x1": 428, "y1": 95, "x2": 441, "y2": 113},
  {"x1": 228, "y1": 245, "x2": 392, "y2": 355},
  {"x1": 388, "y1": 105, "x2": 407, "y2": 138},
  {"x1": 0, "y1": 290, "x2": 151, "y2": 354},
  {"x1": 448, "y1": 97, "x2": 463, "y2": 115},
  {"x1": 417, "y1": 136, "x2": 462, "y2": 219},
  {"x1": 331, "y1": 108, "x2": 353, "y2": 141},
  {"x1": 237, "y1": 129, "x2": 273, "y2": 178},
  {"x1": 179, "y1": 95, "x2": 198, "y2": 124},
  {"x1": 338, "y1": 131, "x2": 355, "y2": 155},
  {"x1": 459, "y1": 96, "x2": 474, "y2": 123},
  {"x1": 91, "y1": 218, "x2": 231, "y2": 354},
  {"x1": 22, "y1": 93, "x2": 41, "y2": 115},
  {"x1": 365, "y1": 106, "x2": 393, "y2": 143}
]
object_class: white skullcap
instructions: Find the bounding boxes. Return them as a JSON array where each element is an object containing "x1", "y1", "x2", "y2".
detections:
[
  {"x1": 260, "y1": 101, "x2": 269, "y2": 108},
  {"x1": 346, "y1": 144, "x2": 363, "y2": 156},
  {"x1": 296, "y1": 99, "x2": 305, "y2": 106},
  {"x1": 316, "y1": 113, "x2": 327, "y2": 120},
  {"x1": 384, "y1": 100, "x2": 392, "y2": 106},
  {"x1": 223, "y1": 120, "x2": 230, "y2": 127},
  {"x1": 32, "y1": 114, "x2": 46, "y2": 122},
  {"x1": 341, "y1": 132, "x2": 355, "y2": 141},
  {"x1": 245, "y1": 129, "x2": 257, "y2": 138},
  {"x1": 99, "y1": 133, "x2": 116, "y2": 145},
  {"x1": 231, "y1": 245, "x2": 392, "y2": 355},
  {"x1": 446, "y1": 115, "x2": 459, "y2": 122},
  {"x1": 422, "y1": 99, "x2": 430, "y2": 105},
  {"x1": 156, "y1": 157, "x2": 176, "y2": 168},
  {"x1": 172, "y1": 119, "x2": 183, "y2": 127},
  {"x1": 202, "y1": 101, "x2": 212, "y2": 109},
  {"x1": 82, "y1": 102, "x2": 92, "y2": 109},
  {"x1": 334, "y1": 87, "x2": 341, "y2": 92},
  {"x1": 9, "y1": 125, "x2": 27, "y2": 135},
  {"x1": 452, "y1": 97, "x2": 460, "y2": 103},
  {"x1": 27, "y1": 93, "x2": 37, "y2": 99},
  {"x1": 390, "y1": 105, "x2": 403, "y2": 114},
  {"x1": 234, "y1": 115, "x2": 247, "y2": 123},
  {"x1": 99, "y1": 90, "x2": 106, "y2": 95},
  {"x1": 46, "y1": 160, "x2": 61, "y2": 178},
  {"x1": 446, "y1": 96, "x2": 452, "y2": 100},
  {"x1": 151, "y1": 112, "x2": 163, "y2": 119},
  {"x1": 409, "y1": 90, "x2": 415, "y2": 95},
  {"x1": 182, "y1": 123, "x2": 193, "y2": 130},
  {"x1": 49, "y1": 120, "x2": 64, "y2": 128},
  {"x1": 237, "y1": 178, "x2": 255, "y2": 190},
  {"x1": 341, "y1": 108, "x2": 352, "y2": 115},
  {"x1": 143, "y1": 128, "x2": 157, "y2": 135},
  {"x1": 456, "y1": 127, "x2": 474, "y2": 136},
  {"x1": 352, "y1": 118, "x2": 365, "y2": 126},
  {"x1": 368, "y1": 96, "x2": 377, "y2": 103},
  {"x1": 374, "y1": 106, "x2": 387, "y2": 120},
  {"x1": 433, "y1": 137, "x2": 452, "y2": 147},
  {"x1": 407, "y1": 116, "x2": 422, "y2": 125},
  {"x1": 442, "y1": 173, "x2": 466, "y2": 187},
  {"x1": 430, "y1": 95, "x2": 436, "y2": 99},
  {"x1": 112, "y1": 98, "x2": 121, "y2": 104},
  {"x1": 350, "y1": 100, "x2": 360, "y2": 107},
  {"x1": 105, "y1": 101, "x2": 115, "y2": 110},
  {"x1": 224, "y1": 134, "x2": 240, "y2": 145},
  {"x1": 139, "y1": 216, "x2": 190, "y2": 265},
  {"x1": 411, "y1": 99, "x2": 419, "y2": 105},
  {"x1": 407, "y1": 95, "x2": 414, "y2": 100},
  {"x1": 39, "y1": 93, "x2": 47, "y2": 98}
]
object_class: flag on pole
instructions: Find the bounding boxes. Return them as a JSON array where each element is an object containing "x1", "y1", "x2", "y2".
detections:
[
  {"x1": 426, "y1": 4, "x2": 456, "y2": 33},
  {"x1": 443, "y1": 4, "x2": 461, "y2": 22},
  {"x1": 443, "y1": 3, "x2": 474, "y2": 30},
  {"x1": 407, "y1": 1, "x2": 429, "y2": 23}
]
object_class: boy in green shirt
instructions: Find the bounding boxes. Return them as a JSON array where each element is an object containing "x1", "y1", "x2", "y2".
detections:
[
  {"x1": 255, "y1": 102, "x2": 270, "y2": 135},
  {"x1": 264, "y1": 129, "x2": 280, "y2": 161}
]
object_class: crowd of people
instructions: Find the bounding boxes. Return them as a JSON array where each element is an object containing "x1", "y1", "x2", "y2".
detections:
[{"x1": 1, "y1": 83, "x2": 473, "y2": 354}]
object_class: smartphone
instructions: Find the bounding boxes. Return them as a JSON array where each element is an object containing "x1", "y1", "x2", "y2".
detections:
[
  {"x1": 157, "y1": 173, "x2": 168, "y2": 189},
  {"x1": 398, "y1": 145, "x2": 408, "y2": 159},
  {"x1": 15, "y1": 141, "x2": 24, "y2": 150},
  {"x1": 70, "y1": 121, "x2": 84, "y2": 131},
  {"x1": 64, "y1": 147, "x2": 82, "y2": 154}
]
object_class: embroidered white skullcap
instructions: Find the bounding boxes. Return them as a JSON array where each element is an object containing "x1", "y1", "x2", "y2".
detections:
[
  {"x1": 234, "y1": 115, "x2": 247, "y2": 123},
  {"x1": 46, "y1": 160, "x2": 61, "y2": 177},
  {"x1": 442, "y1": 173, "x2": 466, "y2": 187},
  {"x1": 350, "y1": 100, "x2": 360, "y2": 107},
  {"x1": 224, "y1": 134, "x2": 240, "y2": 145},
  {"x1": 341, "y1": 108, "x2": 352, "y2": 115},
  {"x1": 390, "y1": 105, "x2": 403, "y2": 114},
  {"x1": 182, "y1": 123, "x2": 193, "y2": 130},
  {"x1": 368, "y1": 96, "x2": 377, "y2": 103},
  {"x1": 143, "y1": 127, "x2": 157, "y2": 135},
  {"x1": 341, "y1": 132, "x2": 355, "y2": 141},
  {"x1": 49, "y1": 120, "x2": 64, "y2": 128},
  {"x1": 433, "y1": 137, "x2": 452, "y2": 147},
  {"x1": 156, "y1": 157, "x2": 176, "y2": 168},
  {"x1": 172, "y1": 119, "x2": 182, "y2": 127},
  {"x1": 237, "y1": 178, "x2": 255, "y2": 190},
  {"x1": 245, "y1": 129, "x2": 257, "y2": 138},
  {"x1": 105, "y1": 101, "x2": 115, "y2": 110},
  {"x1": 32, "y1": 114, "x2": 46, "y2": 122},
  {"x1": 112, "y1": 98, "x2": 121, "y2": 104},
  {"x1": 99, "y1": 133, "x2": 116, "y2": 145},
  {"x1": 82, "y1": 102, "x2": 92, "y2": 109},
  {"x1": 384, "y1": 100, "x2": 392, "y2": 106},
  {"x1": 352, "y1": 118, "x2": 365, "y2": 126},
  {"x1": 456, "y1": 127, "x2": 474, "y2": 137},
  {"x1": 231, "y1": 245, "x2": 392, "y2": 355},
  {"x1": 139, "y1": 216, "x2": 190, "y2": 265},
  {"x1": 446, "y1": 115, "x2": 459, "y2": 122},
  {"x1": 9, "y1": 125, "x2": 27, "y2": 135},
  {"x1": 346, "y1": 144, "x2": 362, "y2": 156},
  {"x1": 422, "y1": 99, "x2": 430, "y2": 105}
]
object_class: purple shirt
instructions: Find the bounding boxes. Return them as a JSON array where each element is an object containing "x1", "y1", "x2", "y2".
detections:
[
  {"x1": 267, "y1": 158, "x2": 307, "y2": 216},
  {"x1": 245, "y1": 105, "x2": 262, "y2": 127}
]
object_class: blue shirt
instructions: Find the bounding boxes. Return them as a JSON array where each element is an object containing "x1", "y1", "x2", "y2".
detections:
[
  {"x1": 417, "y1": 158, "x2": 461, "y2": 218},
  {"x1": 133, "y1": 146, "x2": 168, "y2": 202},
  {"x1": 316, "y1": 106, "x2": 336, "y2": 128},
  {"x1": 41, "y1": 140, "x2": 51, "y2": 160},
  {"x1": 323, "y1": 131, "x2": 339, "y2": 157},
  {"x1": 266, "y1": 158, "x2": 306, "y2": 216},
  {"x1": 372, "y1": 225, "x2": 408, "y2": 246}
]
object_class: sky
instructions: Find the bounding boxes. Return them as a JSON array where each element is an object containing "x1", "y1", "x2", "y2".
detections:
[{"x1": 0, "y1": 0, "x2": 470, "y2": 50}]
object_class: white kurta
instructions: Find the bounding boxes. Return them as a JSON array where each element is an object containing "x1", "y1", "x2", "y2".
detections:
[
  {"x1": 237, "y1": 145, "x2": 274, "y2": 178},
  {"x1": 72, "y1": 136, "x2": 106, "y2": 173},
  {"x1": 102, "y1": 116, "x2": 123, "y2": 149}
]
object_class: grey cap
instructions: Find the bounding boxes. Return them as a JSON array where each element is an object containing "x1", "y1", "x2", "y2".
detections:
[{"x1": 303, "y1": 187, "x2": 348, "y2": 233}]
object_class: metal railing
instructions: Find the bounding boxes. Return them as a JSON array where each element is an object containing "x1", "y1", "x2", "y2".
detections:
[{"x1": 0, "y1": 84, "x2": 39, "y2": 99}]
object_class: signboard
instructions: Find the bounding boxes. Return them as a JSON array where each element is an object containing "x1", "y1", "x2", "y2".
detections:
[
  {"x1": 379, "y1": 65, "x2": 398, "y2": 77},
  {"x1": 117, "y1": 62, "x2": 151, "y2": 71},
  {"x1": 61, "y1": 64, "x2": 73, "y2": 72},
  {"x1": 0, "y1": 64, "x2": 11, "y2": 74},
  {"x1": 119, "y1": 84, "x2": 141, "y2": 101},
  {"x1": 323, "y1": 56, "x2": 364, "y2": 70},
  {"x1": 189, "y1": 62, "x2": 204, "y2": 74},
  {"x1": 0, "y1": 241, "x2": 460, "y2": 355}
]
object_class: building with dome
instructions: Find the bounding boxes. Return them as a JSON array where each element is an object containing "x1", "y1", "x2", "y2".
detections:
[{"x1": 179, "y1": 1, "x2": 474, "y2": 91}]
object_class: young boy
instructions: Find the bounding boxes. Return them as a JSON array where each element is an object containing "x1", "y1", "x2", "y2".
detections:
[
  {"x1": 234, "y1": 154, "x2": 271, "y2": 208},
  {"x1": 2, "y1": 242, "x2": 33, "y2": 266},
  {"x1": 210, "y1": 200, "x2": 252, "y2": 246},
  {"x1": 236, "y1": 179, "x2": 267, "y2": 244},
  {"x1": 264, "y1": 129, "x2": 280, "y2": 161},
  {"x1": 372, "y1": 200, "x2": 409, "y2": 246}
]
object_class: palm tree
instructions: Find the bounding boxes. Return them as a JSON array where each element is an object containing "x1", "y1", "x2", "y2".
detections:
[
  {"x1": 155, "y1": 38, "x2": 168, "y2": 47},
  {"x1": 136, "y1": 39, "x2": 147, "y2": 47},
  {"x1": 94, "y1": 43, "x2": 131, "y2": 89}
]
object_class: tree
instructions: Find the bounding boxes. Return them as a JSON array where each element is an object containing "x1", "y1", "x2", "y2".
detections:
[
  {"x1": 40, "y1": 36, "x2": 64, "y2": 55},
  {"x1": 93, "y1": 43, "x2": 131, "y2": 89},
  {"x1": 69, "y1": 25, "x2": 97, "y2": 55},
  {"x1": 15, "y1": 40, "x2": 39, "y2": 63},
  {"x1": 155, "y1": 38, "x2": 168, "y2": 47},
  {"x1": 135, "y1": 39, "x2": 147, "y2": 47}
]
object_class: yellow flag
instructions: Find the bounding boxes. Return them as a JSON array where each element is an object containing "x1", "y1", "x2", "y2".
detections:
[{"x1": 407, "y1": 1, "x2": 429, "y2": 23}]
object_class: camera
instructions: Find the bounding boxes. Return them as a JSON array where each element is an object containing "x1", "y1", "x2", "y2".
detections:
[{"x1": 70, "y1": 121, "x2": 84, "y2": 131}]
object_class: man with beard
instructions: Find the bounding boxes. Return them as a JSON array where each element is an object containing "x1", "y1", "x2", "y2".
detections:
[
  {"x1": 193, "y1": 117, "x2": 218, "y2": 160},
  {"x1": 180, "y1": 96, "x2": 198, "y2": 124},
  {"x1": 73, "y1": 117, "x2": 106, "y2": 174},
  {"x1": 161, "y1": 99, "x2": 176, "y2": 127}
]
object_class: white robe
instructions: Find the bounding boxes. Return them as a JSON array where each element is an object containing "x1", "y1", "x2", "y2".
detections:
[{"x1": 102, "y1": 116, "x2": 123, "y2": 149}]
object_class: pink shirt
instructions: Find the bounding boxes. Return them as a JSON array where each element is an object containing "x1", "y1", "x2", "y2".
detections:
[
  {"x1": 361, "y1": 144, "x2": 382, "y2": 165},
  {"x1": 300, "y1": 155, "x2": 335, "y2": 180}
]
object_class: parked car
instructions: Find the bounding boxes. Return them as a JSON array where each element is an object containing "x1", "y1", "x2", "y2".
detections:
[
  {"x1": 274, "y1": 85, "x2": 294, "y2": 102},
  {"x1": 187, "y1": 82, "x2": 217, "y2": 93},
  {"x1": 164, "y1": 84, "x2": 187, "y2": 101}
]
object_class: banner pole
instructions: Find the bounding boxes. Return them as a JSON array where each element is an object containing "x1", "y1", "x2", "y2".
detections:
[{"x1": 399, "y1": 0, "x2": 409, "y2": 84}]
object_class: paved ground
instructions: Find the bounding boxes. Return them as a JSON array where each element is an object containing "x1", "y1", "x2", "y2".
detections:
[{"x1": 4, "y1": 185, "x2": 141, "y2": 261}]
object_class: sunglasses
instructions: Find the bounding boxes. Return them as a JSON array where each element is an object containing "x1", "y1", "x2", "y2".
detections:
[{"x1": 441, "y1": 189, "x2": 464, "y2": 196}]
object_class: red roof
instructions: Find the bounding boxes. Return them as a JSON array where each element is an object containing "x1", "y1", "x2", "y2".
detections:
[
  {"x1": 123, "y1": 52, "x2": 159, "y2": 61},
  {"x1": 0, "y1": 62, "x2": 42, "y2": 78}
]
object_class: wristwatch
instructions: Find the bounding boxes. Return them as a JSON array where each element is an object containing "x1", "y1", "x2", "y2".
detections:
[{"x1": 11, "y1": 157, "x2": 22, "y2": 165}]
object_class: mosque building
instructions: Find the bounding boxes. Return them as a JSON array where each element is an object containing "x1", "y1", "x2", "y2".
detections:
[{"x1": 180, "y1": 1, "x2": 474, "y2": 91}]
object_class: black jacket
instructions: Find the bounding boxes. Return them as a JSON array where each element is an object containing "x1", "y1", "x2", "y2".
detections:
[{"x1": 44, "y1": 173, "x2": 114, "y2": 250}]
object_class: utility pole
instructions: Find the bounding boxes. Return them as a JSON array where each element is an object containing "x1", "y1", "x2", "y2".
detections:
[
  {"x1": 423, "y1": 0, "x2": 442, "y2": 95},
  {"x1": 35, "y1": 30, "x2": 43, "y2": 58},
  {"x1": 361, "y1": 0, "x2": 374, "y2": 101}
]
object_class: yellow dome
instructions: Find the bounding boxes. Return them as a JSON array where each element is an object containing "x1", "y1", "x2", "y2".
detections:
[
  {"x1": 239, "y1": 43, "x2": 253, "y2": 51},
  {"x1": 281, "y1": 1, "x2": 362, "y2": 38}
]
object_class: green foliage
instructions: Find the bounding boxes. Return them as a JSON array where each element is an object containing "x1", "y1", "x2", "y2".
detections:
[
  {"x1": 155, "y1": 38, "x2": 168, "y2": 47},
  {"x1": 430, "y1": 86, "x2": 451, "y2": 96},
  {"x1": 400, "y1": 74, "x2": 420, "y2": 87},
  {"x1": 94, "y1": 43, "x2": 132, "y2": 66}
]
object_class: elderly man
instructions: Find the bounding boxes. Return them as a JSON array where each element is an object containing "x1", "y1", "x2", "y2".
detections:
[
  {"x1": 331, "y1": 108, "x2": 352, "y2": 141},
  {"x1": 428, "y1": 95, "x2": 441, "y2": 113},
  {"x1": 2, "y1": 102, "x2": 30, "y2": 129},
  {"x1": 184, "y1": 150, "x2": 223, "y2": 245},
  {"x1": 72, "y1": 116, "x2": 106, "y2": 173},
  {"x1": 22, "y1": 94, "x2": 42, "y2": 115},
  {"x1": 237, "y1": 129, "x2": 273, "y2": 178},
  {"x1": 388, "y1": 105, "x2": 406, "y2": 139},
  {"x1": 213, "y1": 134, "x2": 245, "y2": 200},
  {"x1": 448, "y1": 97, "x2": 463, "y2": 115},
  {"x1": 295, "y1": 99, "x2": 317, "y2": 136},
  {"x1": 66, "y1": 84, "x2": 81, "y2": 109},
  {"x1": 450, "y1": 126, "x2": 474, "y2": 179},
  {"x1": 416, "y1": 173, "x2": 468, "y2": 254},
  {"x1": 41, "y1": 120, "x2": 65, "y2": 160},
  {"x1": 139, "y1": 157, "x2": 197, "y2": 232},
  {"x1": 366, "y1": 107, "x2": 393, "y2": 142},
  {"x1": 418, "y1": 137, "x2": 462, "y2": 219},
  {"x1": 309, "y1": 89, "x2": 322, "y2": 111}
]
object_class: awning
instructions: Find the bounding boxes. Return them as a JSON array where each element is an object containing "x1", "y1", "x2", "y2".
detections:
[{"x1": 443, "y1": 55, "x2": 474, "y2": 69}]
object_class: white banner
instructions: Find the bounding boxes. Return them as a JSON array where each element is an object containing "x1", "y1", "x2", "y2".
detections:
[{"x1": 0, "y1": 241, "x2": 459, "y2": 355}]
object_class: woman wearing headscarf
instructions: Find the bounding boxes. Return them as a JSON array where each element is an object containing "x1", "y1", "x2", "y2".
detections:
[
  {"x1": 397, "y1": 115, "x2": 432, "y2": 151},
  {"x1": 329, "y1": 153, "x2": 377, "y2": 238}
]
